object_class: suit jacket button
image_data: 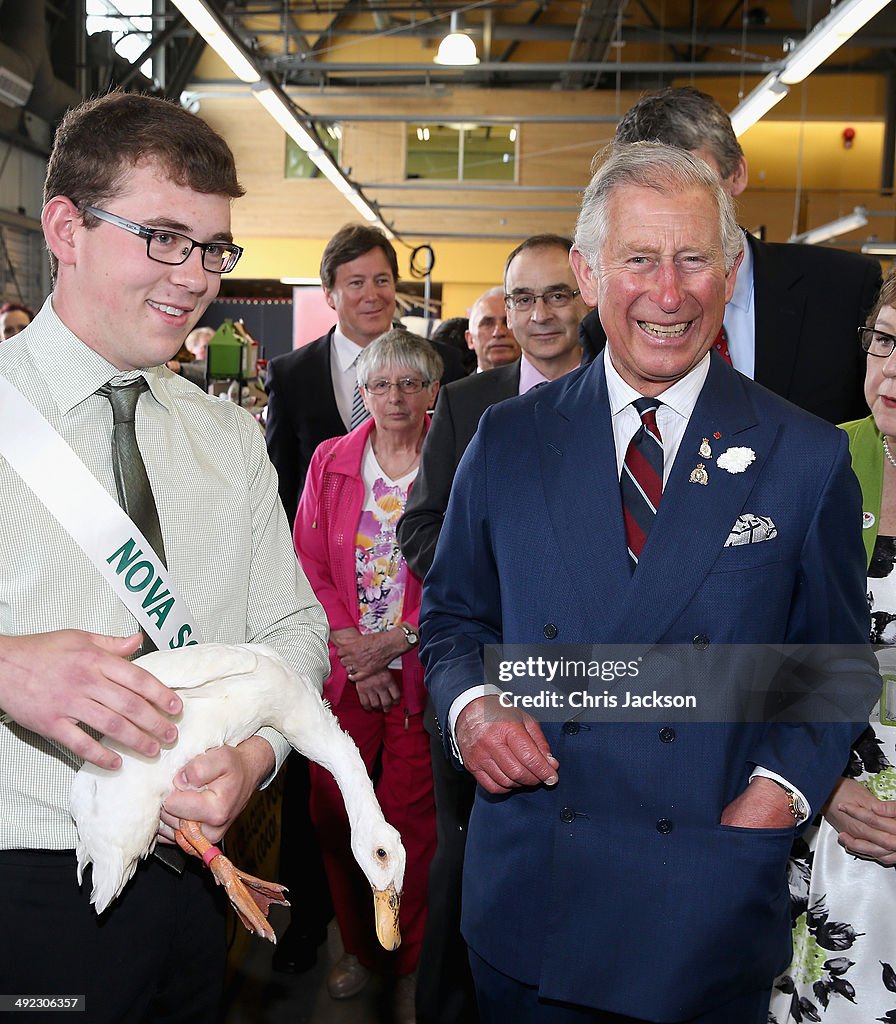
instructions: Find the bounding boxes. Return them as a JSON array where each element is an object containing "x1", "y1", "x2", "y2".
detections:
[
  {"x1": 659, "y1": 726, "x2": 676, "y2": 743},
  {"x1": 656, "y1": 818, "x2": 673, "y2": 834},
  {"x1": 692, "y1": 634, "x2": 710, "y2": 651},
  {"x1": 563, "y1": 721, "x2": 580, "y2": 735},
  {"x1": 560, "y1": 807, "x2": 576, "y2": 823},
  {"x1": 543, "y1": 623, "x2": 558, "y2": 639}
]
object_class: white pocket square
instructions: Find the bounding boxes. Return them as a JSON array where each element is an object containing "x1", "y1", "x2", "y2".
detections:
[{"x1": 724, "y1": 514, "x2": 777, "y2": 547}]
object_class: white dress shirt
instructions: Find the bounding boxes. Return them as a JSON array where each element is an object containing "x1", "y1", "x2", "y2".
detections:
[
  {"x1": 605, "y1": 346, "x2": 710, "y2": 483},
  {"x1": 330, "y1": 327, "x2": 366, "y2": 430}
]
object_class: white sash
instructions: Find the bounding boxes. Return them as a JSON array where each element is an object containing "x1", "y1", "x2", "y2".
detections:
[{"x1": 0, "y1": 373, "x2": 203, "y2": 650}]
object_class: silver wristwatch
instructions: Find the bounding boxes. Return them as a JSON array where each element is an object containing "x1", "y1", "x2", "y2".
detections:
[{"x1": 400, "y1": 623, "x2": 419, "y2": 647}]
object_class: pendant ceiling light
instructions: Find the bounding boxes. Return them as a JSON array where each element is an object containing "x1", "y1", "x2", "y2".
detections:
[{"x1": 434, "y1": 12, "x2": 480, "y2": 66}]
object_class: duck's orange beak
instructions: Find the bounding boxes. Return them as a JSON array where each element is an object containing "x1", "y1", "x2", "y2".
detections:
[{"x1": 372, "y1": 884, "x2": 401, "y2": 950}]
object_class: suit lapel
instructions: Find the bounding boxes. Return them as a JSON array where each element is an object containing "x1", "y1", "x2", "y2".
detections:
[
  {"x1": 615, "y1": 357, "x2": 776, "y2": 641},
  {"x1": 485, "y1": 360, "x2": 521, "y2": 402},
  {"x1": 750, "y1": 236, "x2": 804, "y2": 397},
  {"x1": 535, "y1": 361, "x2": 632, "y2": 638},
  {"x1": 533, "y1": 357, "x2": 782, "y2": 643}
]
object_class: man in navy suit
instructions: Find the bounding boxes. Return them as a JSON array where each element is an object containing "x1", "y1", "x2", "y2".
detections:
[
  {"x1": 265, "y1": 223, "x2": 465, "y2": 527},
  {"x1": 607, "y1": 86, "x2": 881, "y2": 426},
  {"x1": 420, "y1": 143, "x2": 879, "y2": 1023},
  {"x1": 401, "y1": 235, "x2": 588, "y2": 1024}
]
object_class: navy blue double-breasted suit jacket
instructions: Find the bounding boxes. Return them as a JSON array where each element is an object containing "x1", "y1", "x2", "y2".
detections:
[{"x1": 420, "y1": 352, "x2": 880, "y2": 1021}]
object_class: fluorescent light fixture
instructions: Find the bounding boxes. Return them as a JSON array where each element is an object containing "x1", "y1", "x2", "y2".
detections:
[
  {"x1": 779, "y1": 0, "x2": 891, "y2": 85},
  {"x1": 345, "y1": 190, "x2": 379, "y2": 223},
  {"x1": 251, "y1": 83, "x2": 318, "y2": 151},
  {"x1": 728, "y1": 0, "x2": 888, "y2": 135},
  {"x1": 862, "y1": 242, "x2": 896, "y2": 257},
  {"x1": 168, "y1": 0, "x2": 260, "y2": 83},
  {"x1": 171, "y1": 4, "x2": 394, "y2": 236},
  {"x1": 0, "y1": 65, "x2": 33, "y2": 107},
  {"x1": 789, "y1": 207, "x2": 868, "y2": 245},
  {"x1": 434, "y1": 12, "x2": 479, "y2": 66},
  {"x1": 729, "y1": 74, "x2": 789, "y2": 137},
  {"x1": 251, "y1": 83, "x2": 387, "y2": 229},
  {"x1": 309, "y1": 150, "x2": 355, "y2": 192}
]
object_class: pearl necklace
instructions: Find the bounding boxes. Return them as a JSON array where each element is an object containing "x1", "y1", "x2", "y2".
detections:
[{"x1": 884, "y1": 436, "x2": 896, "y2": 470}]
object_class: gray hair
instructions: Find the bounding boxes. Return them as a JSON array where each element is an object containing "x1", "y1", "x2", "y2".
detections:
[
  {"x1": 614, "y1": 87, "x2": 744, "y2": 181},
  {"x1": 574, "y1": 142, "x2": 743, "y2": 274},
  {"x1": 356, "y1": 327, "x2": 444, "y2": 387}
]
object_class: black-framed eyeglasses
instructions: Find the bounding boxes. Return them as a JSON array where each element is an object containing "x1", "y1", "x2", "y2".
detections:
[
  {"x1": 504, "y1": 288, "x2": 580, "y2": 313},
  {"x1": 363, "y1": 378, "x2": 430, "y2": 395},
  {"x1": 82, "y1": 205, "x2": 244, "y2": 274},
  {"x1": 859, "y1": 326, "x2": 896, "y2": 358}
]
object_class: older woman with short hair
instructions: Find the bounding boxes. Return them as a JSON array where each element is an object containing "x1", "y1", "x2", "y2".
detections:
[{"x1": 294, "y1": 327, "x2": 441, "y2": 1022}]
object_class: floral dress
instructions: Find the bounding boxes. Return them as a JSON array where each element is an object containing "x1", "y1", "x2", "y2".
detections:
[
  {"x1": 355, "y1": 446, "x2": 414, "y2": 652},
  {"x1": 769, "y1": 535, "x2": 896, "y2": 1023}
]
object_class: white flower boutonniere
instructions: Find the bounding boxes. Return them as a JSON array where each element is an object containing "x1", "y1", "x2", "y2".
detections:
[{"x1": 716, "y1": 447, "x2": 756, "y2": 474}]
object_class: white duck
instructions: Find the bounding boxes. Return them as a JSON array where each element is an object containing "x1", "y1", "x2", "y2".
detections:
[{"x1": 69, "y1": 642, "x2": 405, "y2": 947}]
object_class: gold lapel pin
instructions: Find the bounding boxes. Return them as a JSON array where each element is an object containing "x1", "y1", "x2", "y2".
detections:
[{"x1": 689, "y1": 463, "x2": 709, "y2": 486}]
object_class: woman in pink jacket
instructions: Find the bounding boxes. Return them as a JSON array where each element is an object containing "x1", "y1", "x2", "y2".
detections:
[{"x1": 294, "y1": 328, "x2": 441, "y2": 1023}]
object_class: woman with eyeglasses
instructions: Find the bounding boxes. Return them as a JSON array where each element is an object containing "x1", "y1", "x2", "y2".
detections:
[
  {"x1": 771, "y1": 271, "x2": 896, "y2": 1022},
  {"x1": 293, "y1": 327, "x2": 440, "y2": 1024}
]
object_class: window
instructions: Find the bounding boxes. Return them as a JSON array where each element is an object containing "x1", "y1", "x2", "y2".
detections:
[
  {"x1": 406, "y1": 123, "x2": 516, "y2": 181},
  {"x1": 285, "y1": 124, "x2": 342, "y2": 179}
]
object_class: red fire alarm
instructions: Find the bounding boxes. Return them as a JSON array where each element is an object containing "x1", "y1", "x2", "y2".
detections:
[{"x1": 843, "y1": 126, "x2": 856, "y2": 149}]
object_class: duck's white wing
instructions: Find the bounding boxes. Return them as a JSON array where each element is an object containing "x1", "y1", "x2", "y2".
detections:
[
  {"x1": 136, "y1": 642, "x2": 261, "y2": 691},
  {"x1": 70, "y1": 644, "x2": 267, "y2": 913}
]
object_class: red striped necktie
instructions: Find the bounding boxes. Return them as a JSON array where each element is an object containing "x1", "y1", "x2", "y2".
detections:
[
  {"x1": 620, "y1": 397, "x2": 663, "y2": 571},
  {"x1": 714, "y1": 325, "x2": 732, "y2": 365}
]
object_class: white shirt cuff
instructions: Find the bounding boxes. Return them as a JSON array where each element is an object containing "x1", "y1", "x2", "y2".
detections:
[
  {"x1": 750, "y1": 767, "x2": 811, "y2": 823},
  {"x1": 447, "y1": 684, "x2": 503, "y2": 763}
]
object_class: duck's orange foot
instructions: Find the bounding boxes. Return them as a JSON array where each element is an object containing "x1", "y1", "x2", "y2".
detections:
[
  {"x1": 211, "y1": 859, "x2": 289, "y2": 942},
  {"x1": 175, "y1": 820, "x2": 290, "y2": 944}
]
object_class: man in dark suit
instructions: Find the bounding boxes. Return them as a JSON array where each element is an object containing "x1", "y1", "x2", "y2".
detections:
[
  {"x1": 399, "y1": 235, "x2": 588, "y2": 578},
  {"x1": 399, "y1": 235, "x2": 587, "y2": 1024},
  {"x1": 607, "y1": 85, "x2": 881, "y2": 425},
  {"x1": 265, "y1": 223, "x2": 466, "y2": 527},
  {"x1": 420, "y1": 143, "x2": 879, "y2": 1023}
]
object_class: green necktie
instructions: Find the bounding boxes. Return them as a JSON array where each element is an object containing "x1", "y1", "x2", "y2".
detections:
[
  {"x1": 97, "y1": 379, "x2": 167, "y2": 617},
  {"x1": 97, "y1": 378, "x2": 184, "y2": 871}
]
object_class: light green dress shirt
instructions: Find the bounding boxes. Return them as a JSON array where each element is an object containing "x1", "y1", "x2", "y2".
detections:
[{"x1": 0, "y1": 298, "x2": 329, "y2": 849}]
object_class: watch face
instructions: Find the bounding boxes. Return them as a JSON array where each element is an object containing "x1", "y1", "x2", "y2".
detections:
[{"x1": 404, "y1": 626, "x2": 419, "y2": 645}]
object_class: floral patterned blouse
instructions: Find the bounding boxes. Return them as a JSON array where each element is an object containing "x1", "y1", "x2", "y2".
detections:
[{"x1": 355, "y1": 442, "x2": 416, "y2": 667}]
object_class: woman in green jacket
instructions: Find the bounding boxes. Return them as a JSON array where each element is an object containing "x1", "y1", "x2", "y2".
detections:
[{"x1": 772, "y1": 272, "x2": 896, "y2": 1022}]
